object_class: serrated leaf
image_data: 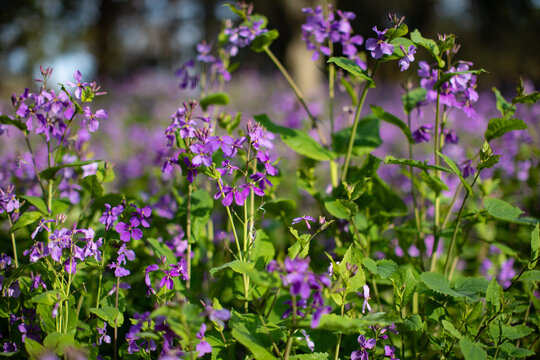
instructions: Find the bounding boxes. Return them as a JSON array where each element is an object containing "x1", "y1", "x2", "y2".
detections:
[
  {"x1": 410, "y1": 29, "x2": 443, "y2": 67},
  {"x1": 251, "y1": 29, "x2": 279, "y2": 52},
  {"x1": 459, "y1": 337, "x2": 487, "y2": 360},
  {"x1": 402, "y1": 87, "x2": 427, "y2": 115},
  {"x1": 0, "y1": 114, "x2": 27, "y2": 131},
  {"x1": 500, "y1": 341, "x2": 536, "y2": 358},
  {"x1": 80, "y1": 175, "x2": 104, "y2": 198},
  {"x1": 520, "y1": 270, "x2": 540, "y2": 282},
  {"x1": 420, "y1": 272, "x2": 461, "y2": 297},
  {"x1": 301, "y1": 312, "x2": 396, "y2": 333},
  {"x1": 442, "y1": 320, "x2": 462, "y2": 339},
  {"x1": 327, "y1": 57, "x2": 374, "y2": 86},
  {"x1": 403, "y1": 314, "x2": 424, "y2": 332},
  {"x1": 332, "y1": 115, "x2": 382, "y2": 156},
  {"x1": 453, "y1": 277, "x2": 488, "y2": 299},
  {"x1": 530, "y1": 223, "x2": 539, "y2": 269},
  {"x1": 290, "y1": 353, "x2": 329, "y2": 360},
  {"x1": 19, "y1": 195, "x2": 48, "y2": 214},
  {"x1": 501, "y1": 324, "x2": 532, "y2": 340},
  {"x1": 484, "y1": 198, "x2": 523, "y2": 222},
  {"x1": 370, "y1": 105, "x2": 413, "y2": 143},
  {"x1": 371, "y1": 176, "x2": 408, "y2": 217},
  {"x1": 477, "y1": 155, "x2": 501, "y2": 171},
  {"x1": 252, "y1": 230, "x2": 275, "y2": 270},
  {"x1": 437, "y1": 151, "x2": 474, "y2": 195},
  {"x1": 492, "y1": 87, "x2": 516, "y2": 118},
  {"x1": 485, "y1": 118, "x2": 527, "y2": 142},
  {"x1": 230, "y1": 310, "x2": 282, "y2": 360},
  {"x1": 24, "y1": 338, "x2": 45, "y2": 360},
  {"x1": 39, "y1": 160, "x2": 101, "y2": 181},
  {"x1": 486, "y1": 277, "x2": 503, "y2": 312},
  {"x1": 32, "y1": 290, "x2": 62, "y2": 305},
  {"x1": 10, "y1": 211, "x2": 42, "y2": 233},
  {"x1": 147, "y1": 238, "x2": 178, "y2": 265},
  {"x1": 384, "y1": 156, "x2": 450, "y2": 172},
  {"x1": 43, "y1": 332, "x2": 75, "y2": 356},
  {"x1": 362, "y1": 258, "x2": 397, "y2": 279},
  {"x1": 200, "y1": 93, "x2": 229, "y2": 111},
  {"x1": 90, "y1": 306, "x2": 124, "y2": 328},
  {"x1": 209, "y1": 260, "x2": 254, "y2": 277},
  {"x1": 255, "y1": 114, "x2": 337, "y2": 161}
]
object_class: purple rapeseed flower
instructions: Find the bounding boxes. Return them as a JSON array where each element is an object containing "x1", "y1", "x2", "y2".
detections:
[{"x1": 365, "y1": 26, "x2": 394, "y2": 59}]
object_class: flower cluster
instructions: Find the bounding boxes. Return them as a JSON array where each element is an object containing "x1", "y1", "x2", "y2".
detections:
[
  {"x1": 418, "y1": 60, "x2": 479, "y2": 118},
  {"x1": 0, "y1": 186, "x2": 19, "y2": 214},
  {"x1": 268, "y1": 257, "x2": 332, "y2": 328},
  {"x1": 144, "y1": 257, "x2": 189, "y2": 296},
  {"x1": 222, "y1": 4, "x2": 268, "y2": 57},
  {"x1": 302, "y1": 5, "x2": 365, "y2": 67}
]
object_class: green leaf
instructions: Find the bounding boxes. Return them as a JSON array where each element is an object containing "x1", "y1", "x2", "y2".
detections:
[
  {"x1": 0, "y1": 114, "x2": 27, "y2": 131},
  {"x1": 199, "y1": 93, "x2": 230, "y2": 111},
  {"x1": 332, "y1": 115, "x2": 382, "y2": 156},
  {"x1": 442, "y1": 320, "x2": 462, "y2": 339},
  {"x1": 290, "y1": 353, "x2": 330, "y2": 360},
  {"x1": 148, "y1": 238, "x2": 178, "y2": 265},
  {"x1": 340, "y1": 76, "x2": 358, "y2": 106},
  {"x1": 10, "y1": 211, "x2": 42, "y2": 233},
  {"x1": 254, "y1": 114, "x2": 336, "y2": 161},
  {"x1": 419, "y1": 171, "x2": 448, "y2": 194},
  {"x1": 230, "y1": 310, "x2": 283, "y2": 360},
  {"x1": 32, "y1": 290, "x2": 62, "y2": 305},
  {"x1": 340, "y1": 244, "x2": 365, "y2": 292},
  {"x1": 437, "y1": 152, "x2": 474, "y2": 196},
  {"x1": 385, "y1": 23, "x2": 409, "y2": 41},
  {"x1": 486, "y1": 277, "x2": 503, "y2": 312},
  {"x1": 459, "y1": 337, "x2": 487, "y2": 360},
  {"x1": 410, "y1": 29, "x2": 444, "y2": 67},
  {"x1": 252, "y1": 230, "x2": 275, "y2": 269},
  {"x1": 362, "y1": 258, "x2": 397, "y2": 279},
  {"x1": 403, "y1": 314, "x2": 424, "y2": 332},
  {"x1": 324, "y1": 199, "x2": 358, "y2": 220},
  {"x1": 209, "y1": 260, "x2": 254, "y2": 277},
  {"x1": 402, "y1": 87, "x2": 427, "y2": 115},
  {"x1": 302, "y1": 312, "x2": 396, "y2": 333},
  {"x1": 530, "y1": 223, "x2": 540, "y2": 269},
  {"x1": 250, "y1": 29, "x2": 279, "y2": 52},
  {"x1": 513, "y1": 92, "x2": 540, "y2": 105},
  {"x1": 501, "y1": 324, "x2": 532, "y2": 340},
  {"x1": 24, "y1": 338, "x2": 45, "y2": 360},
  {"x1": 43, "y1": 332, "x2": 75, "y2": 356},
  {"x1": 499, "y1": 342, "x2": 536, "y2": 358},
  {"x1": 384, "y1": 156, "x2": 450, "y2": 172},
  {"x1": 80, "y1": 175, "x2": 104, "y2": 198},
  {"x1": 39, "y1": 160, "x2": 101, "y2": 181},
  {"x1": 383, "y1": 37, "x2": 415, "y2": 60},
  {"x1": 477, "y1": 155, "x2": 501, "y2": 171},
  {"x1": 90, "y1": 306, "x2": 124, "y2": 328},
  {"x1": 263, "y1": 198, "x2": 296, "y2": 218},
  {"x1": 434, "y1": 69, "x2": 487, "y2": 90},
  {"x1": 19, "y1": 195, "x2": 48, "y2": 214},
  {"x1": 485, "y1": 118, "x2": 527, "y2": 142},
  {"x1": 327, "y1": 57, "x2": 374, "y2": 86},
  {"x1": 420, "y1": 272, "x2": 461, "y2": 297},
  {"x1": 492, "y1": 87, "x2": 516, "y2": 118},
  {"x1": 370, "y1": 105, "x2": 413, "y2": 143},
  {"x1": 484, "y1": 198, "x2": 523, "y2": 222},
  {"x1": 520, "y1": 270, "x2": 540, "y2": 282},
  {"x1": 371, "y1": 176, "x2": 408, "y2": 217},
  {"x1": 453, "y1": 277, "x2": 488, "y2": 299},
  {"x1": 96, "y1": 162, "x2": 115, "y2": 183}
]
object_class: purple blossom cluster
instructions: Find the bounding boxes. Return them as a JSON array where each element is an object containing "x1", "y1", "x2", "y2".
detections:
[
  {"x1": 10, "y1": 69, "x2": 107, "y2": 142},
  {"x1": 418, "y1": 60, "x2": 479, "y2": 118},
  {"x1": 267, "y1": 257, "x2": 332, "y2": 328},
  {"x1": 0, "y1": 186, "x2": 19, "y2": 214},
  {"x1": 302, "y1": 5, "x2": 365, "y2": 67},
  {"x1": 144, "y1": 257, "x2": 189, "y2": 296},
  {"x1": 365, "y1": 26, "x2": 394, "y2": 60},
  {"x1": 223, "y1": 4, "x2": 268, "y2": 57}
]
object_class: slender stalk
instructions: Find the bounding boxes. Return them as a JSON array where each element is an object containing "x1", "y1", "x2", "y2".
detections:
[
  {"x1": 7, "y1": 216, "x2": 18, "y2": 268},
  {"x1": 429, "y1": 73, "x2": 442, "y2": 272},
  {"x1": 263, "y1": 47, "x2": 327, "y2": 146},
  {"x1": 341, "y1": 61, "x2": 379, "y2": 182},
  {"x1": 113, "y1": 276, "x2": 120, "y2": 360},
  {"x1": 283, "y1": 295, "x2": 297, "y2": 360},
  {"x1": 443, "y1": 172, "x2": 479, "y2": 276},
  {"x1": 186, "y1": 182, "x2": 192, "y2": 291},
  {"x1": 95, "y1": 257, "x2": 105, "y2": 308},
  {"x1": 334, "y1": 303, "x2": 345, "y2": 360}
]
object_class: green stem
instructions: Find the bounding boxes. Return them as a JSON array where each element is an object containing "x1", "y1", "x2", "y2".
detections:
[
  {"x1": 186, "y1": 183, "x2": 192, "y2": 291},
  {"x1": 342, "y1": 61, "x2": 379, "y2": 182},
  {"x1": 263, "y1": 47, "x2": 327, "y2": 146},
  {"x1": 7, "y1": 216, "x2": 18, "y2": 268},
  {"x1": 430, "y1": 74, "x2": 442, "y2": 272},
  {"x1": 283, "y1": 295, "x2": 297, "y2": 360},
  {"x1": 114, "y1": 276, "x2": 120, "y2": 360},
  {"x1": 334, "y1": 303, "x2": 345, "y2": 360},
  {"x1": 443, "y1": 172, "x2": 479, "y2": 276}
]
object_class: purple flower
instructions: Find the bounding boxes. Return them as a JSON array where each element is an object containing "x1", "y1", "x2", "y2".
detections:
[
  {"x1": 384, "y1": 345, "x2": 398, "y2": 359},
  {"x1": 292, "y1": 215, "x2": 316, "y2": 229},
  {"x1": 99, "y1": 204, "x2": 124, "y2": 230},
  {"x1": 351, "y1": 335, "x2": 376, "y2": 360},
  {"x1": 412, "y1": 124, "x2": 433, "y2": 143},
  {"x1": 83, "y1": 106, "x2": 108, "y2": 132},
  {"x1": 257, "y1": 150, "x2": 278, "y2": 176},
  {"x1": 195, "y1": 323, "x2": 212, "y2": 357},
  {"x1": 360, "y1": 285, "x2": 372, "y2": 313},
  {"x1": 460, "y1": 159, "x2": 475, "y2": 178},
  {"x1": 399, "y1": 45, "x2": 416, "y2": 71},
  {"x1": 145, "y1": 264, "x2": 159, "y2": 296},
  {"x1": 117, "y1": 244, "x2": 135, "y2": 265},
  {"x1": 443, "y1": 128, "x2": 459, "y2": 144},
  {"x1": 109, "y1": 262, "x2": 130, "y2": 278},
  {"x1": 31, "y1": 219, "x2": 54, "y2": 239},
  {"x1": 130, "y1": 204, "x2": 152, "y2": 228},
  {"x1": 115, "y1": 218, "x2": 143, "y2": 242},
  {"x1": 214, "y1": 183, "x2": 249, "y2": 207},
  {"x1": 97, "y1": 323, "x2": 111, "y2": 345},
  {"x1": 203, "y1": 301, "x2": 231, "y2": 328},
  {"x1": 65, "y1": 70, "x2": 88, "y2": 99},
  {"x1": 301, "y1": 330, "x2": 315, "y2": 352},
  {"x1": 365, "y1": 26, "x2": 394, "y2": 59}
]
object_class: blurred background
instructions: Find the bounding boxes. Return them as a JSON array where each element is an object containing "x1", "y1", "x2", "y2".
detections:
[{"x1": 1, "y1": 0, "x2": 540, "y2": 95}]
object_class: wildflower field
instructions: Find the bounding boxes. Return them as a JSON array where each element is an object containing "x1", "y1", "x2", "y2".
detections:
[{"x1": 0, "y1": 2, "x2": 539, "y2": 359}]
